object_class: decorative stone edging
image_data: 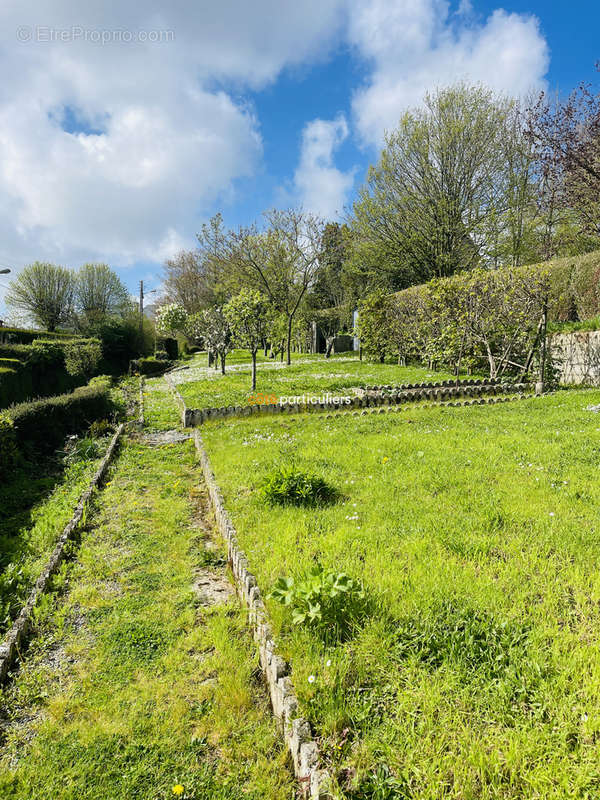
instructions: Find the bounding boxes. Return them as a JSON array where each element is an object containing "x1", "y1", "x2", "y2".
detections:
[
  {"x1": 0, "y1": 423, "x2": 124, "y2": 685},
  {"x1": 165, "y1": 373, "x2": 531, "y2": 428},
  {"x1": 193, "y1": 430, "x2": 332, "y2": 800}
]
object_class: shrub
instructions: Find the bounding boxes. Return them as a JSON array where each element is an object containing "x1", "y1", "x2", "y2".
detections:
[
  {"x1": 270, "y1": 565, "x2": 368, "y2": 643},
  {"x1": 129, "y1": 357, "x2": 172, "y2": 376},
  {"x1": 64, "y1": 338, "x2": 102, "y2": 379},
  {"x1": 7, "y1": 378, "x2": 114, "y2": 452},
  {"x1": 0, "y1": 413, "x2": 19, "y2": 480},
  {"x1": 260, "y1": 465, "x2": 337, "y2": 506},
  {"x1": 155, "y1": 336, "x2": 178, "y2": 360}
]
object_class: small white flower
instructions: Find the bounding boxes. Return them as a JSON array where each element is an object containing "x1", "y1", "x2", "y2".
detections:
[
  {"x1": 549, "y1": 512, "x2": 555, "y2": 517},
  {"x1": 308, "y1": 675, "x2": 315, "y2": 684},
  {"x1": 326, "y1": 659, "x2": 332, "y2": 667}
]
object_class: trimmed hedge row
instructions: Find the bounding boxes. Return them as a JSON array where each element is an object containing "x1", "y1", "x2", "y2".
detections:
[
  {"x1": 129, "y1": 357, "x2": 173, "y2": 376},
  {"x1": 6, "y1": 379, "x2": 114, "y2": 453},
  {"x1": 0, "y1": 327, "x2": 76, "y2": 344}
]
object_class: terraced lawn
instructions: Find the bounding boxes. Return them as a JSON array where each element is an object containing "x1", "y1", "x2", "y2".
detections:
[
  {"x1": 201, "y1": 388, "x2": 600, "y2": 798},
  {"x1": 174, "y1": 353, "x2": 464, "y2": 411}
]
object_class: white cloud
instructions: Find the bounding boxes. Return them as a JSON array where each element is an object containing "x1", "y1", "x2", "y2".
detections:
[
  {"x1": 294, "y1": 116, "x2": 355, "y2": 219},
  {"x1": 0, "y1": 0, "x2": 346, "y2": 285},
  {"x1": 348, "y1": 0, "x2": 550, "y2": 145}
]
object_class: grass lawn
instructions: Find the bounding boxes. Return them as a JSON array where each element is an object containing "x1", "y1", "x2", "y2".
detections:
[
  {"x1": 0, "y1": 436, "x2": 294, "y2": 799},
  {"x1": 175, "y1": 353, "x2": 464, "y2": 411},
  {"x1": 201, "y1": 388, "x2": 600, "y2": 798},
  {"x1": 0, "y1": 437, "x2": 113, "y2": 638}
]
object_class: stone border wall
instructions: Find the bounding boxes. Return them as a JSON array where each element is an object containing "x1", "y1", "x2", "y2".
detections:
[
  {"x1": 0, "y1": 422, "x2": 124, "y2": 684},
  {"x1": 166, "y1": 375, "x2": 530, "y2": 428},
  {"x1": 193, "y1": 431, "x2": 332, "y2": 800},
  {"x1": 551, "y1": 330, "x2": 600, "y2": 385}
]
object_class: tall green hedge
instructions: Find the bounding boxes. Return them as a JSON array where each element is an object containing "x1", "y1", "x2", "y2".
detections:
[
  {"x1": 7, "y1": 380, "x2": 114, "y2": 452},
  {"x1": 0, "y1": 327, "x2": 76, "y2": 344}
]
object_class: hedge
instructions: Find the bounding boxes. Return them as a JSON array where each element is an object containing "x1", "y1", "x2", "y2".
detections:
[
  {"x1": 0, "y1": 327, "x2": 77, "y2": 344},
  {"x1": 7, "y1": 379, "x2": 114, "y2": 453},
  {"x1": 129, "y1": 357, "x2": 173, "y2": 376}
]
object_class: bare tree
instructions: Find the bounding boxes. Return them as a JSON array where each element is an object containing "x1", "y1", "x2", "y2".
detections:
[{"x1": 226, "y1": 209, "x2": 323, "y2": 364}]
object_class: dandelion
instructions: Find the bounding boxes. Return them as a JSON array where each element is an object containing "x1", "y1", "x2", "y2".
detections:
[
  {"x1": 172, "y1": 786, "x2": 184, "y2": 797},
  {"x1": 308, "y1": 675, "x2": 315, "y2": 684},
  {"x1": 382, "y1": 456, "x2": 389, "y2": 463}
]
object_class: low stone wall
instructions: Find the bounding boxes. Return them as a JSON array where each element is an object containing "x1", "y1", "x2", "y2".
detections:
[
  {"x1": 0, "y1": 423, "x2": 124, "y2": 684},
  {"x1": 165, "y1": 376, "x2": 530, "y2": 428},
  {"x1": 551, "y1": 331, "x2": 600, "y2": 385},
  {"x1": 194, "y1": 431, "x2": 332, "y2": 799}
]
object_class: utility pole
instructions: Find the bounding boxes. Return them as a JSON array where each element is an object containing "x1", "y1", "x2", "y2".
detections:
[{"x1": 139, "y1": 280, "x2": 144, "y2": 336}]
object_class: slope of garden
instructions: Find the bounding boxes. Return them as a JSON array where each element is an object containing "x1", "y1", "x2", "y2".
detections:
[
  {"x1": 200, "y1": 389, "x2": 600, "y2": 797},
  {"x1": 174, "y1": 352, "x2": 464, "y2": 411},
  {"x1": 0, "y1": 427, "x2": 294, "y2": 799}
]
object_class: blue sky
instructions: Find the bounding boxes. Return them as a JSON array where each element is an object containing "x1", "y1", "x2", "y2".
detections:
[{"x1": 0, "y1": 0, "x2": 598, "y2": 317}]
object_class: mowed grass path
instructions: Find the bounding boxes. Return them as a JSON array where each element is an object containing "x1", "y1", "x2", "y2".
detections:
[
  {"x1": 0, "y1": 437, "x2": 294, "y2": 799},
  {"x1": 201, "y1": 389, "x2": 600, "y2": 798},
  {"x1": 175, "y1": 353, "x2": 462, "y2": 410}
]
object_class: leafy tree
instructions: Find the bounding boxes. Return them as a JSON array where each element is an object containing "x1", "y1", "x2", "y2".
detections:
[
  {"x1": 225, "y1": 209, "x2": 323, "y2": 365},
  {"x1": 349, "y1": 84, "x2": 523, "y2": 290},
  {"x1": 6, "y1": 262, "x2": 74, "y2": 331},
  {"x1": 74, "y1": 263, "x2": 129, "y2": 326},
  {"x1": 224, "y1": 290, "x2": 272, "y2": 390}
]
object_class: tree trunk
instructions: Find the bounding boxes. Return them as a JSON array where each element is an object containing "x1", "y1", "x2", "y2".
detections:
[
  {"x1": 286, "y1": 316, "x2": 293, "y2": 366},
  {"x1": 208, "y1": 350, "x2": 213, "y2": 367},
  {"x1": 251, "y1": 351, "x2": 257, "y2": 391},
  {"x1": 220, "y1": 353, "x2": 226, "y2": 375}
]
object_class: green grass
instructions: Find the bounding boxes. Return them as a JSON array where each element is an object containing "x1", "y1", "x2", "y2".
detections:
[
  {"x1": 200, "y1": 389, "x2": 600, "y2": 797},
  {"x1": 0, "y1": 438, "x2": 112, "y2": 637},
  {"x1": 175, "y1": 354, "x2": 463, "y2": 411},
  {"x1": 143, "y1": 376, "x2": 182, "y2": 430},
  {"x1": 0, "y1": 438, "x2": 294, "y2": 799}
]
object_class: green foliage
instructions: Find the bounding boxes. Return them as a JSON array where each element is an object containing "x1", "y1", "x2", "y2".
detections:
[
  {"x1": 7, "y1": 378, "x2": 114, "y2": 453},
  {"x1": 394, "y1": 599, "x2": 532, "y2": 680},
  {"x1": 130, "y1": 357, "x2": 172, "y2": 376},
  {"x1": 156, "y1": 303, "x2": 188, "y2": 336},
  {"x1": 5, "y1": 262, "x2": 75, "y2": 331},
  {"x1": 224, "y1": 289, "x2": 271, "y2": 353},
  {"x1": 0, "y1": 413, "x2": 19, "y2": 480},
  {"x1": 270, "y1": 565, "x2": 367, "y2": 643},
  {"x1": 74, "y1": 263, "x2": 129, "y2": 326},
  {"x1": 349, "y1": 764, "x2": 409, "y2": 800},
  {"x1": 357, "y1": 292, "x2": 395, "y2": 362},
  {"x1": 260, "y1": 465, "x2": 337, "y2": 507},
  {"x1": 64, "y1": 338, "x2": 102, "y2": 379}
]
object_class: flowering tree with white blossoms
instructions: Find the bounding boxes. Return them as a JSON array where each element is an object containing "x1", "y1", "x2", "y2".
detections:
[
  {"x1": 156, "y1": 303, "x2": 188, "y2": 336},
  {"x1": 199, "y1": 306, "x2": 231, "y2": 374}
]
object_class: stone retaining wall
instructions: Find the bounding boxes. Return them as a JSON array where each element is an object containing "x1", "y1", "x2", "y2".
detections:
[
  {"x1": 193, "y1": 431, "x2": 332, "y2": 799},
  {"x1": 551, "y1": 331, "x2": 600, "y2": 385},
  {"x1": 0, "y1": 423, "x2": 124, "y2": 684}
]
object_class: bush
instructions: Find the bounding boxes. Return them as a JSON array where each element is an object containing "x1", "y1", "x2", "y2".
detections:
[
  {"x1": 260, "y1": 465, "x2": 337, "y2": 506},
  {"x1": 7, "y1": 378, "x2": 114, "y2": 452},
  {"x1": 129, "y1": 357, "x2": 172, "y2": 376},
  {"x1": 0, "y1": 413, "x2": 19, "y2": 480},
  {"x1": 156, "y1": 336, "x2": 178, "y2": 360},
  {"x1": 0, "y1": 343, "x2": 31, "y2": 360},
  {"x1": 270, "y1": 565, "x2": 368, "y2": 643},
  {"x1": 64, "y1": 338, "x2": 102, "y2": 379}
]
